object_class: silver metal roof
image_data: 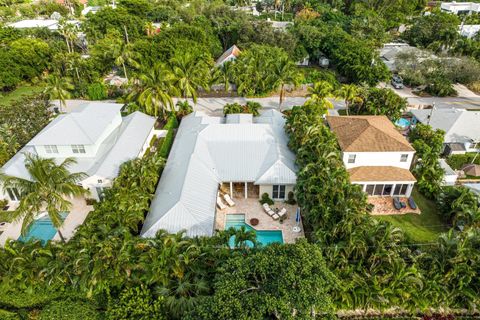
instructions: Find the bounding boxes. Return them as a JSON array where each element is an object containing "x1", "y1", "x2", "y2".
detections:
[
  {"x1": 29, "y1": 103, "x2": 123, "y2": 146},
  {"x1": 141, "y1": 110, "x2": 297, "y2": 238},
  {"x1": 411, "y1": 108, "x2": 480, "y2": 143},
  {"x1": 1, "y1": 109, "x2": 155, "y2": 181}
]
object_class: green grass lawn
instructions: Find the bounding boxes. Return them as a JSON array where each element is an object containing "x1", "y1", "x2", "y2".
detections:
[
  {"x1": 375, "y1": 189, "x2": 449, "y2": 243},
  {"x1": 0, "y1": 85, "x2": 43, "y2": 106}
]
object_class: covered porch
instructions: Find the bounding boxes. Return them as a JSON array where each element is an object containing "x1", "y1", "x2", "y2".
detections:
[{"x1": 220, "y1": 182, "x2": 259, "y2": 199}]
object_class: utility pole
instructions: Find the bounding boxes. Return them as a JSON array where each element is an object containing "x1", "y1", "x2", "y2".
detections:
[{"x1": 427, "y1": 102, "x2": 435, "y2": 125}]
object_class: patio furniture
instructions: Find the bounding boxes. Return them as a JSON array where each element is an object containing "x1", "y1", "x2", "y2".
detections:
[
  {"x1": 278, "y1": 208, "x2": 287, "y2": 218},
  {"x1": 263, "y1": 203, "x2": 276, "y2": 217},
  {"x1": 223, "y1": 194, "x2": 235, "y2": 207},
  {"x1": 216, "y1": 197, "x2": 227, "y2": 210},
  {"x1": 250, "y1": 218, "x2": 259, "y2": 226},
  {"x1": 400, "y1": 201, "x2": 406, "y2": 209},
  {"x1": 272, "y1": 213, "x2": 280, "y2": 220},
  {"x1": 408, "y1": 197, "x2": 417, "y2": 210},
  {"x1": 393, "y1": 197, "x2": 402, "y2": 210}
]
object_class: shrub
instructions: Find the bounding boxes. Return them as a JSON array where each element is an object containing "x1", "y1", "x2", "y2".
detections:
[
  {"x1": 39, "y1": 300, "x2": 100, "y2": 320},
  {"x1": 163, "y1": 114, "x2": 179, "y2": 130},
  {"x1": 0, "y1": 309, "x2": 19, "y2": 320},
  {"x1": 106, "y1": 287, "x2": 165, "y2": 320},
  {"x1": 85, "y1": 198, "x2": 97, "y2": 206},
  {"x1": 259, "y1": 192, "x2": 274, "y2": 206},
  {"x1": 158, "y1": 129, "x2": 174, "y2": 158},
  {"x1": 223, "y1": 103, "x2": 243, "y2": 116},
  {"x1": 285, "y1": 191, "x2": 296, "y2": 205},
  {"x1": 244, "y1": 101, "x2": 262, "y2": 116},
  {"x1": 87, "y1": 82, "x2": 108, "y2": 100},
  {"x1": 446, "y1": 153, "x2": 480, "y2": 170},
  {"x1": 425, "y1": 77, "x2": 457, "y2": 97}
]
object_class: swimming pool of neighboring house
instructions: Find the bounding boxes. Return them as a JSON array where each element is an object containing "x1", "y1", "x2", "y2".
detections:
[
  {"x1": 225, "y1": 214, "x2": 284, "y2": 247},
  {"x1": 395, "y1": 118, "x2": 411, "y2": 129},
  {"x1": 18, "y1": 212, "x2": 68, "y2": 244}
]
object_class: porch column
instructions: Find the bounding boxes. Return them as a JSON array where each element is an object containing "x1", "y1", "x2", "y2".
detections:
[
  {"x1": 230, "y1": 182, "x2": 233, "y2": 198},
  {"x1": 390, "y1": 184, "x2": 395, "y2": 197},
  {"x1": 244, "y1": 182, "x2": 248, "y2": 199}
]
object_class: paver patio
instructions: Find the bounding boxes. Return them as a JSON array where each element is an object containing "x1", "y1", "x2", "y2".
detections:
[
  {"x1": 368, "y1": 196, "x2": 421, "y2": 215},
  {"x1": 214, "y1": 197, "x2": 304, "y2": 243}
]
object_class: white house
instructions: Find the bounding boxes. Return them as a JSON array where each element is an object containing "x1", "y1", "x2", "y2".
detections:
[
  {"x1": 7, "y1": 19, "x2": 80, "y2": 31},
  {"x1": 141, "y1": 110, "x2": 297, "y2": 238},
  {"x1": 410, "y1": 108, "x2": 480, "y2": 155},
  {"x1": 439, "y1": 159, "x2": 458, "y2": 186},
  {"x1": 327, "y1": 115, "x2": 416, "y2": 197},
  {"x1": 459, "y1": 24, "x2": 480, "y2": 38},
  {"x1": 0, "y1": 103, "x2": 160, "y2": 203},
  {"x1": 441, "y1": 2, "x2": 480, "y2": 14},
  {"x1": 215, "y1": 45, "x2": 241, "y2": 67}
]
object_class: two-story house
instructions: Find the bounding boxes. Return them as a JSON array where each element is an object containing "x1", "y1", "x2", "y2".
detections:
[
  {"x1": 1, "y1": 102, "x2": 159, "y2": 203},
  {"x1": 327, "y1": 115, "x2": 416, "y2": 197}
]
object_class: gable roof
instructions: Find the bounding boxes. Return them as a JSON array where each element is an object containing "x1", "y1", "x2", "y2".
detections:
[
  {"x1": 326, "y1": 115, "x2": 414, "y2": 152},
  {"x1": 141, "y1": 110, "x2": 297, "y2": 238},
  {"x1": 29, "y1": 103, "x2": 123, "y2": 146},
  {"x1": 410, "y1": 108, "x2": 480, "y2": 144},
  {"x1": 215, "y1": 45, "x2": 241, "y2": 66}
]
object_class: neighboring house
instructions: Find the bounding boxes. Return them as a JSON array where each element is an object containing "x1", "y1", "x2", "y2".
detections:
[
  {"x1": 268, "y1": 19, "x2": 293, "y2": 32},
  {"x1": 459, "y1": 24, "x2": 480, "y2": 38},
  {"x1": 440, "y1": 1, "x2": 480, "y2": 14},
  {"x1": 439, "y1": 159, "x2": 458, "y2": 186},
  {"x1": 141, "y1": 110, "x2": 297, "y2": 238},
  {"x1": 379, "y1": 42, "x2": 435, "y2": 72},
  {"x1": 0, "y1": 103, "x2": 160, "y2": 203},
  {"x1": 215, "y1": 45, "x2": 241, "y2": 67},
  {"x1": 327, "y1": 116, "x2": 416, "y2": 197},
  {"x1": 410, "y1": 108, "x2": 480, "y2": 155},
  {"x1": 7, "y1": 19, "x2": 80, "y2": 31}
]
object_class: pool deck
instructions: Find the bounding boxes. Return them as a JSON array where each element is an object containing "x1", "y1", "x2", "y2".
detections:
[
  {"x1": 0, "y1": 196, "x2": 93, "y2": 246},
  {"x1": 215, "y1": 197, "x2": 305, "y2": 244}
]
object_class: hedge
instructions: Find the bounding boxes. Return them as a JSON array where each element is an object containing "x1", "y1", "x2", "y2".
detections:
[
  {"x1": 446, "y1": 153, "x2": 480, "y2": 170},
  {"x1": 158, "y1": 128, "x2": 174, "y2": 158},
  {"x1": 0, "y1": 309, "x2": 20, "y2": 320},
  {"x1": 39, "y1": 300, "x2": 100, "y2": 320}
]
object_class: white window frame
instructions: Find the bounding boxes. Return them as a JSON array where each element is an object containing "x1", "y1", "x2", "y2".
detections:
[
  {"x1": 400, "y1": 154, "x2": 408, "y2": 162},
  {"x1": 71, "y1": 144, "x2": 86, "y2": 154},
  {"x1": 45, "y1": 145, "x2": 58, "y2": 154},
  {"x1": 348, "y1": 154, "x2": 356, "y2": 164}
]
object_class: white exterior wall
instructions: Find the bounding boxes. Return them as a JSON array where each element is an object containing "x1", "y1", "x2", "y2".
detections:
[
  {"x1": 217, "y1": 54, "x2": 237, "y2": 66},
  {"x1": 139, "y1": 129, "x2": 166, "y2": 157},
  {"x1": 342, "y1": 151, "x2": 415, "y2": 170},
  {"x1": 259, "y1": 184, "x2": 294, "y2": 200}
]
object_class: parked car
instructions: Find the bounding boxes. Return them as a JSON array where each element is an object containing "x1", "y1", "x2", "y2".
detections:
[{"x1": 391, "y1": 74, "x2": 404, "y2": 89}]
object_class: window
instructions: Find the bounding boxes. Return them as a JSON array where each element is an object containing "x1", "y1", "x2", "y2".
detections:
[
  {"x1": 393, "y1": 184, "x2": 409, "y2": 196},
  {"x1": 97, "y1": 179, "x2": 103, "y2": 184},
  {"x1": 272, "y1": 185, "x2": 286, "y2": 199},
  {"x1": 400, "y1": 154, "x2": 408, "y2": 162},
  {"x1": 374, "y1": 185, "x2": 384, "y2": 196},
  {"x1": 365, "y1": 184, "x2": 375, "y2": 195},
  {"x1": 347, "y1": 154, "x2": 356, "y2": 164},
  {"x1": 71, "y1": 145, "x2": 86, "y2": 154},
  {"x1": 44, "y1": 145, "x2": 58, "y2": 154},
  {"x1": 383, "y1": 184, "x2": 393, "y2": 196},
  {"x1": 6, "y1": 187, "x2": 21, "y2": 201}
]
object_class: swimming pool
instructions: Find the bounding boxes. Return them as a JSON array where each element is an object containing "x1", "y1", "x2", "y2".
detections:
[
  {"x1": 395, "y1": 118, "x2": 411, "y2": 129},
  {"x1": 18, "y1": 212, "x2": 68, "y2": 244},
  {"x1": 225, "y1": 214, "x2": 284, "y2": 248}
]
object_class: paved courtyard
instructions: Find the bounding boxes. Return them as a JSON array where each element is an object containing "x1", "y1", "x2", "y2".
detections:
[
  {"x1": 0, "y1": 196, "x2": 93, "y2": 246},
  {"x1": 368, "y1": 196, "x2": 421, "y2": 215},
  {"x1": 214, "y1": 197, "x2": 304, "y2": 243}
]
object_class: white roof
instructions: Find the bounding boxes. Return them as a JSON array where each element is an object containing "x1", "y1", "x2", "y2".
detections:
[
  {"x1": 141, "y1": 110, "x2": 296, "y2": 238},
  {"x1": 1, "y1": 108, "x2": 155, "y2": 181},
  {"x1": 8, "y1": 19, "x2": 58, "y2": 30},
  {"x1": 441, "y1": 2, "x2": 480, "y2": 12},
  {"x1": 29, "y1": 103, "x2": 123, "y2": 146},
  {"x1": 459, "y1": 24, "x2": 480, "y2": 38},
  {"x1": 411, "y1": 108, "x2": 480, "y2": 143}
]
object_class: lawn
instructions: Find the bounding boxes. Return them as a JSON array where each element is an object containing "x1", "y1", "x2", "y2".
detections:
[
  {"x1": 0, "y1": 85, "x2": 43, "y2": 106},
  {"x1": 375, "y1": 189, "x2": 449, "y2": 243}
]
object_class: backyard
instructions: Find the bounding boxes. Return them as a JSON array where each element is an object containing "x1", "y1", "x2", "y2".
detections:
[
  {"x1": 0, "y1": 85, "x2": 43, "y2": 106},
  {"x1": 375, "y1": 189, "x2": 449, "y2": 243}
]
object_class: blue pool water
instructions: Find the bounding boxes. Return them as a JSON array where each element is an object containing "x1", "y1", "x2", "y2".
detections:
[
  {"x1": 395, "y1": 118, "x2": 411, "y2": 129},
  {"x1": 225, "y1": 214, "x2": 284, "y2": 248},
  {"x1": 18, "y1": 213, "x2": 68, "y2": 244}
]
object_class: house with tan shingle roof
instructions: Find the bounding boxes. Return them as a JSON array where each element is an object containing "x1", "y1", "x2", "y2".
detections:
[
  {"x1": 327, "y1": 115, "x2": 416, "y2": 197},
  {"x1": 215, "y1": 45, "x2": 241, "y2": 67}
]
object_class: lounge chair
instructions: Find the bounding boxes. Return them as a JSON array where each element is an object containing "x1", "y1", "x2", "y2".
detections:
[
  {"x1": 216, "y1": 197, "x2": 227, "y2": 210},
  {"x1": 408, "y1": 197, "x2": 417, "y2": 210},
  {"x1": 223, "y1": 194, "x2": 235, "y2": 207},
  {"x1": 278, "y1": 208, "x2": 287, "y2": 218},
  {"x1": 272, "y1": 213, "x2": 280, "y2": 220},
  {"x1": 393, "y1": 197, "x2": 402, "y2": 210},
  {"x1": 400, "y1": 201, "x2": 407, "y2": 209}
]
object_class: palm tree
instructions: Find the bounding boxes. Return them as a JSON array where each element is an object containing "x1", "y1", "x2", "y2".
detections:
[
  {"x1": 114, "y1": 42, "x2": 139, "y2": 82},
  {"x1": 213, "y1": 61, "x2": 233, "y2": 92},
  {"x1": 169, "y1": 51, "x2": 210, "y2": 103},
  {"x1": 305, "y1": 81, "x2": 334, "y2": 113},
  {"x1": 43, "y1": 75, "x2": 74, "y2": 111},
  {"x1": 0, "y1": 154, "x2": 87, "y2": 242},
  {"x1": 175, "y1": 100, "x2": 193, "y2": 118},
  {"x1": 128, "y1": 63, "x2": 179, "y2": 118},
  {"x1": 336, "y1": 84, "x2": 361, "y2": 116},
  {"x1": 268, "y1": 56, "x2": 302, "y2": 111},
  {"x1": 58, "y1": 19, "x2": 78, "y2": 54}
]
